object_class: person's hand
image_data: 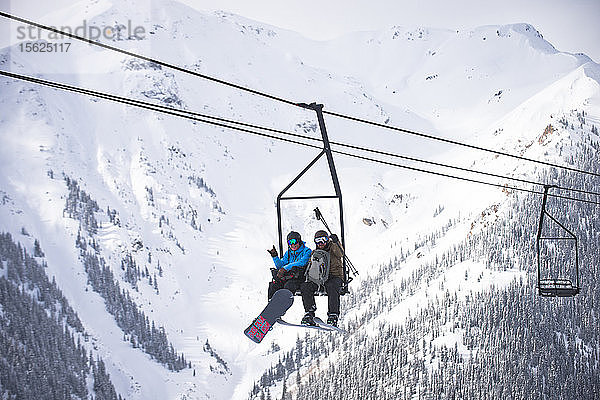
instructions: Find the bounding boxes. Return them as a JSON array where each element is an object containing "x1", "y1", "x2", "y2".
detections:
[
  {"x1": 277, "y1": 268, "x2": 287, "y2": 278},
  {"x1": 330, "y1": 234, "x2": 339, "y2": 243},
  {"x1": 267, "y1": 246, "x2": 278, "y2": 257}
]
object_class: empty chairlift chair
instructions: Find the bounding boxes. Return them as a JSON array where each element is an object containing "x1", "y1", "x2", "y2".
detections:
[{"x1": 536, "y1": 185, "x2": 580, "y2": 297}]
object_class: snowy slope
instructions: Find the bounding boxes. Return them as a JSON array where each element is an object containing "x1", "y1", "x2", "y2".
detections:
[{"x1": 1, "y1": 1, "x2": 599, "y2": 398}]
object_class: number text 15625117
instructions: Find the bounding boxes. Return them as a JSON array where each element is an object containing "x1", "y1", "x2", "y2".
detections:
[{"x1": 19, "y1": 42, "x2": 71, "y2": 53}]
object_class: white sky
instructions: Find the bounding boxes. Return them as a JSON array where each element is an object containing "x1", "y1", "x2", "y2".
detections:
[
  {"x1": 182, "y1": 0, "x2": 600, "y2": 63},
  {"x1": 2, "y1": 0, "x2": 599, "y2": 62}
]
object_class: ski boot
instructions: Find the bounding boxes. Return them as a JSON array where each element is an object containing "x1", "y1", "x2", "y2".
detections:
[
  {"x1": 327, "y1": 313, "x2": 339, "y2": 327},
  {"x1": 301, "y1": 311, "x2": 316, "y2": 326}
]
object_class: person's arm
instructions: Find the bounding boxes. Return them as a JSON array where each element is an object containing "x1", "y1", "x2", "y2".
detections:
[
  {"x1": 272, "y1": 250, "x2": 288, "y2": 269},
  {"x1": 331, "y1": 242, "x2": 344, "y2": 262},
  {"x1": 281, "y1": 247, "x2": 311, "y2": 270}
]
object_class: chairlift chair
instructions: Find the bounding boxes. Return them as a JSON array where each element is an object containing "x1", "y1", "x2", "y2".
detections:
[
  {"x1": 276, "y1": 103, "x2": 357, "y2": 296},
  {"x1": 536, "y1": 185, "x2": 580, "y2": 297}
]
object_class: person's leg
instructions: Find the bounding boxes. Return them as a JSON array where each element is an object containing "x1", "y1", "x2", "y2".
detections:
[
  {"x1": 300, "y1": 281, "x2": 318, "y2": 325},
  {"x1": 300, "y1": 281, "x2": 318, "y2": 312},
  {"x1": 283, "y1": 279, "x2": 301, "y2": 295},
  {"x1": 268, "y1": 279, "x2": 283, "y2": 300},
  {"x1": 325, "y1": 277, "x2": 342, "y2": 325}
]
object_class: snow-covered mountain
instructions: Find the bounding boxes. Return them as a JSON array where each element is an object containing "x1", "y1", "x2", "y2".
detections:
[{"x1": 1, "y1": 1, "x2": 599, "y2": 399}]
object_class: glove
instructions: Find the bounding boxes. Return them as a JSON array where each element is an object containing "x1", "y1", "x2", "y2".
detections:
[
  {"x1": 330, "y1": 234, "x2": 339, "y2": 243},
  {"x1": 267, "y1": 245, "x2": 278, "y2": 258},
  {"x1": 277, "y1": 268, "x2": 287, "y2": 279}
]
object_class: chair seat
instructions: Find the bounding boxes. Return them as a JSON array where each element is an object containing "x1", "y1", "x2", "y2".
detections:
[
  {"x1": 293, "y1": 288, "x2": 328, "y2": 296},
  {"x1": 538, "y1": 279, "x2": 580, "y2": 297}
]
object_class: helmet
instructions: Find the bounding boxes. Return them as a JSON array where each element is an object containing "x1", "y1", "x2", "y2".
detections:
[
  {"x1": 314, "y1": 230, "x2": 328, "y2": 239},
  {"x1": 287, "y1": 231, "x2": 302, "y2": 242}
]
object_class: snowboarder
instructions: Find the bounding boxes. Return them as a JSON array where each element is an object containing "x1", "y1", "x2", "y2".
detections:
[
  {"x1": 267, "y1": 231, "x2": 311, "y2": 300},
  {"x1": 300, "y1": 230, "x2": 344, "y2": 327}
]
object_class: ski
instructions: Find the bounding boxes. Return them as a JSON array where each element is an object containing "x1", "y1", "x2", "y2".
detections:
[
  {"x1": 276, "y1": 318, "x2": 336, "y2": 332},
  {"x1": 244, "y1": 289, "x2": 294, "y2": 343},
  {"x1": 314, "y1": 316, "x2": 347, "y2": 334}
]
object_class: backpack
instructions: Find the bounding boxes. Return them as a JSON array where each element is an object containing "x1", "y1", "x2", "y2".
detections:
[{"x1": 306, "y1": 249, "x2": 330, "y2": 286}]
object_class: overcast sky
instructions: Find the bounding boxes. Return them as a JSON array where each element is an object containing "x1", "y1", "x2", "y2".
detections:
[
  {"x1": 2, "y1": 0, "x2": 599, "y2": 62},
  {"x1": 182, "y1": 0, "x2": 600, "y2": 63}
]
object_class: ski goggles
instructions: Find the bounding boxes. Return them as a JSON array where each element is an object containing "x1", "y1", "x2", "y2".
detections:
[
  {"x1": 314, "y1": 236, "x2": 329, "y2": 245},
  {"x1": 287, "y1": 238, "x2": 300, "y2": 246}
]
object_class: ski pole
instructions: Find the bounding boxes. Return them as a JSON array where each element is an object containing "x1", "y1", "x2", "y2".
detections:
[{"x1": 314, "y1": 208, "x2": 359, "y2": 276}]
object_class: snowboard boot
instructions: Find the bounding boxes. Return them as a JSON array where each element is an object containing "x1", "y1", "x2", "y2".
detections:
[
  {"x1": 301, "y1": 311, "x2": 316, "y2": 326},
  {"x1": 327, "y1": 313, "x2": 339, "y2": 327}
]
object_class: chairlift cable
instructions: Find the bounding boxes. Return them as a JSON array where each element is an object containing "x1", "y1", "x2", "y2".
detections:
[
  {"x1": 0, "y1": 70, "x2": 318, "y2": 143},
  {"x1": 323, "y1": 110, "x2": 600, "y2": 179},
  {"x1": 330, "y1": 149, "x2": 600, "y2": 206},
  {"x1": 2, "y1": 69, "x2": 600, "y2": 206},
  {"x1": 3, "y1": 70, "x2": 599, "y2": 200},
  {"x1": 0, "y1": 70, "x2": 321, "y2": 150},
  {"x1": 327, "y1": 140, "x2": 600, "y2": 198},
  {"x1": 0, "y1": 11, "x2": 298, "y2": 108}
]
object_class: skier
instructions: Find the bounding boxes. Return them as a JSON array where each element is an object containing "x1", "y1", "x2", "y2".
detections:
[
  {"x1": 267, "y1": 231, "x2": 311, "y2": 300},
  {"x1": 300, "y1": 230, "x2": 344, "y2": 327}
]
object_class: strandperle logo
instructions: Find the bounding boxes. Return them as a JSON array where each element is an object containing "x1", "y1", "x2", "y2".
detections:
[{"x1": 16, "y1": 19, "x2": 146, "y2": 41}]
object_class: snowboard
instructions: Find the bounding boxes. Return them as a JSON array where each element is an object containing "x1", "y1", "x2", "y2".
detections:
[{"x1": 244, "y1": 289, "x2": 294, "y2": 343}]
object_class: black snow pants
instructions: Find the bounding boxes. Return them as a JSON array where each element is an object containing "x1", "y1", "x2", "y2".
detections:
[{"x1": 300, "y1": 276, "x2": 342, "y2": 314}]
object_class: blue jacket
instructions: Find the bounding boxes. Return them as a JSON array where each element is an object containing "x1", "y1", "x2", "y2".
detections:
[{"x1": 272, "y1": 241, "x2": 312, "y2": 271}]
